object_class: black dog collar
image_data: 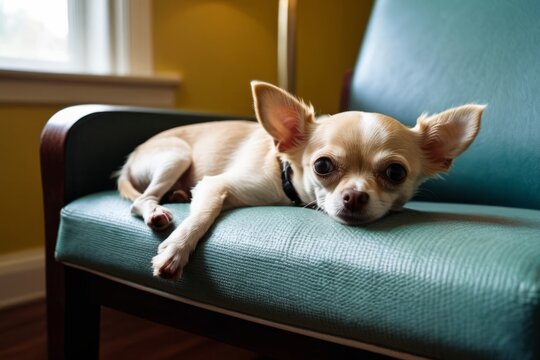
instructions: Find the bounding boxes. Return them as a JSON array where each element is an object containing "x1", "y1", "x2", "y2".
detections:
[{"x1": 280, "y1": 159, "x2": 303, "y2": 206}]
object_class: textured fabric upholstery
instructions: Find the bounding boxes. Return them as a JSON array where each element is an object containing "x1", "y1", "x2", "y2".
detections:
[
  {"x1": 349, "y1": 0, "x2": 540, "y2": 210},
  {"x1": 56, "y1": 192, "x2": 540, "y2": 359}
]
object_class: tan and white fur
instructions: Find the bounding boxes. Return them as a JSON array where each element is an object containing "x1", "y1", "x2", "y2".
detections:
[{"x1": 117, "y1": 81, "x2": 485, "y2": 280}]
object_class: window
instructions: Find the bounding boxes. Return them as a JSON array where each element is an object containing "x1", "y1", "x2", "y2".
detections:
[
  {"x1": 0, "y1": 0, "x2": 178, "y2": 107},
  {"x1": 0, "y1": 0, "x2": 151, "y2": 76},
  {"x1": 0, "y1": 0, "x2": 72, "y2": 72}
]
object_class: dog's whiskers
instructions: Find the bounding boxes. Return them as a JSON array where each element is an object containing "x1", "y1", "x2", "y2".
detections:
[{"x1": 303, "y1": 200, "x2": 318, "y2": 209}]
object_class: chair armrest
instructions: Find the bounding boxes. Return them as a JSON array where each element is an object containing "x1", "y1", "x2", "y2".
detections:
[
  {"x1": 41, "y1": 103, "x2": 246, "y2": 257},
  {"x1": 39, "y1": 104, "x2": 246, "y2": 356},
  {"x1": 41, "y1": 103, "x2": 243, "y2": 255},
  {"x1": 41, "y1": 104, "x2": 245, "y2": 204}
]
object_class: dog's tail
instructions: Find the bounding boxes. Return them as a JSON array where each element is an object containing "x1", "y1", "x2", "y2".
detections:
[{"x1": 116, "y1": 162, "x2": 141, "y2": 201}]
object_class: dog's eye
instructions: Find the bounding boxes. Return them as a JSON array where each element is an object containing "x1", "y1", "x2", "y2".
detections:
[
  {"x1": 385, "y1": 163, "x2": 407, "y2": 184},
  {"x1": 313, "y1": 157, "x2": 335, "y2": 176}
]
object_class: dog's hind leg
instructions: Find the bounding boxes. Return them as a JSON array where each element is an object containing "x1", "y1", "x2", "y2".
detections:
[{"x1": 130, "y1": 137, "x2": 192, "y2": 230}]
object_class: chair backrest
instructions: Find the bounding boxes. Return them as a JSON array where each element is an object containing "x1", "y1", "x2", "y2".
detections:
[{"x1": 348, "y1": 0, "x2": 540, "y2": 210}]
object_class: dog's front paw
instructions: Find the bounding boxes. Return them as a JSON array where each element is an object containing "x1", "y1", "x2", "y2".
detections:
[
  {"x1": 151, "y1": 247, "x2": 189, "y2": 280},
  {"x1": 157, "y1": 237, "x2": 174, "y2": 254},
  {"x1": 147, "y1": 206, "x2": 173, "y2": 231}
]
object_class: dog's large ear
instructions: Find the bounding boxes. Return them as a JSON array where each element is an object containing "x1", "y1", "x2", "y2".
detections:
[
  {"x1": 251, "y1": 81, "x2": 315, "y2": 152},
  {"x1": 414, "y1": 104, "x2": 485, "y2": 175}
]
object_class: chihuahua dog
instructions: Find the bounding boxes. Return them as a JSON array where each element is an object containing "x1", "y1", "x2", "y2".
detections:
[{"x1": 117, "y1": 81, "x2": 485, "y2": 279}]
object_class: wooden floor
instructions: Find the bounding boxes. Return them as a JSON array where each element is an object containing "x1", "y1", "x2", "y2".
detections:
[{"x1": 0, "y1": 299, "x2": 258, "y2": 359}]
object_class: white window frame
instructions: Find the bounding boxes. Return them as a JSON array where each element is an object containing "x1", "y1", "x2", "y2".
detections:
[
  {"x1": 113, "y1": 0, "x2": 153, "y2": 76},
  {"x1": 76, "y1": 0, "x2": 154, "y2": 76},
  {"x1": 0, "y1": 0, "x2": 180, "y2": 107}
]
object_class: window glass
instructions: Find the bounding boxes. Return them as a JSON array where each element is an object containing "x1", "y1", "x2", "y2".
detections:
[{"x1": 0, "y1": 0, "x2": 75, "y2": 72}]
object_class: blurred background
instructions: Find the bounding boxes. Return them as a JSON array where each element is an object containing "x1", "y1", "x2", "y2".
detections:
[{"x1": 0, "y1": 0, "x2": 372, "y2": 356}]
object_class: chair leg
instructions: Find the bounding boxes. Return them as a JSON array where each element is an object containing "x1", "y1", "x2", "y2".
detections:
[
  {"x1": 66, "y1": 268, "x2": 101, "y2": 359},
  {"x1": 48, "y1": 266, "x2": 101, "y2": 360}
]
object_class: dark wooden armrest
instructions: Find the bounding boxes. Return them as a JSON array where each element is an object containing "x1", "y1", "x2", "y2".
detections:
[
  {"x1": 41, "y1": 105, "x2": 243, "y2": 204},
  {"x1": 40, "y1": 104, "x2": 244, "y2": 358}
]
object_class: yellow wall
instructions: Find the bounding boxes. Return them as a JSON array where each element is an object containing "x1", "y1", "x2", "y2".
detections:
[
  {"x1": 153, "y1": 0, "x2": 278, "y2": 115},
  {"x1": 297, "y1": 0, "x2": 373, "y2": 114},
  {"x1": 153, "y1": 0, "x2": 373, "y2": 115},
  {"x1": 0, "y1": 105, "x2": 61, "y2": 253},
  {"x1": 0, "y1": 0, "x2": 372, "y2": 255}
]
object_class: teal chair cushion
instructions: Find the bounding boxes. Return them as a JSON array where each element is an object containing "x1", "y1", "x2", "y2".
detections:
[{"x1": 56, "y1": 191, "x2": 540, "y2": 359}]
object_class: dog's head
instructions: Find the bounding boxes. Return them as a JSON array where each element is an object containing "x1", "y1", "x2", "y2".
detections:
[{"x1": 252, "y1": 81, "x2": 485, "y2": 225}]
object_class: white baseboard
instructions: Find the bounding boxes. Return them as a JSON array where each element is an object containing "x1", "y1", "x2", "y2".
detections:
[{"x1": 0, "y1": 248, "x2": 45, "y2": 309}]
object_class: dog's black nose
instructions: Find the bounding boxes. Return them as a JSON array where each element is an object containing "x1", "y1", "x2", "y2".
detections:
[{"x1": 342, "y1": 189, "x2": 370, "y2": 211}]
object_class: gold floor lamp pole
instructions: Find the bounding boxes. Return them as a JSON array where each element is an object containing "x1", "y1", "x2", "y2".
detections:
[{"x1": 278, "y1": 0, "x2": 297, "y2": 94}]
